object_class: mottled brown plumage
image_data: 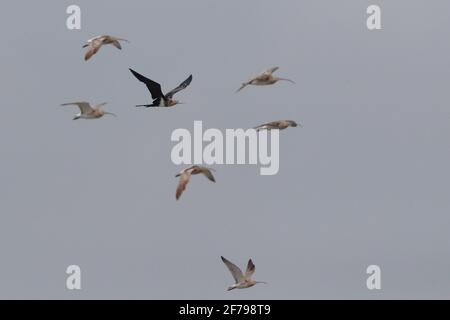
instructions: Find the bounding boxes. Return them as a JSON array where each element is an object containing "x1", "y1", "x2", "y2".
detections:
[
  {"x1": 61, "y1": 102, "x2": 116, "y2": 120},
  {"x1": 237, "y1": 67, "x2": 294, "y2": 92},
  {"x1": 83, "y1": 35, "x2": 129, "y2": 61},
  {"x1": 175, "y1": 166, "x2": 215, "y2": 200},
  {"x1": 221, "y1": 256, "x2": 266, "y2": 291},
  {"x1": 254, "y1": 120, "x2": 300, "y2": 131}
]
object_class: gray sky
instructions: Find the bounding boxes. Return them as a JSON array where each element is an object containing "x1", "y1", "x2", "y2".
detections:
[{"x1": 0, "y1": 0, "x2": 449, "y2": 299}]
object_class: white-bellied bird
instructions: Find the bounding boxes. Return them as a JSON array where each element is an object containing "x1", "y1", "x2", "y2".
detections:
[
  {"x1": 221, "y1": 256, "x2": 267, "y2": 291},
  {"x1": 237, "y1": 67, "x2": 294, "y2": 92},
  {"x1": 254, "y1": 120, "x2": 300, "y2": 131},
  {"x1": 83, "y1": 35, "x2": 129, "y2": 61},
  {"x1": 175, "y1": 166, "x2": 215, "y2": 200},
  {"x1": 61, "y1": 102, "x2": 116, "y2": 120}
]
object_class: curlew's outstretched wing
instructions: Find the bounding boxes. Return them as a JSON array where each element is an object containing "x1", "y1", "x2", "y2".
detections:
[
  {"x1": 84, "y1": 39, "x2": 103, "y2": 61},
  {"x1": 165, "y1": 75, "x2": 193, "y2": 99},
  {"x1": 221, "y1": 256, "x2": 244, "y2": 284},
  {"x1": 108, "y1": 36, "x2": 129, "y2": 50},
  {"x1": 263, "y1": 66, "x2": 279, "y2": 75},
  {"x1": 129, "y1": 68, "x2": 164, "y2": 102},
  {"x1": 245, "y1": 259, "x2": 256, "y2": 280},
  {"x1": 176, "y1": 171, "x2": 192, "y2": 200},
  {"x1": 199, "y1": 167, "x2": 216, "y2": 182},
  {"x1": 236, "y1": 81, "x2": 250, "y2": 93},
  {"x1": 111, "y1": 40, "x2": 122, "y2": 50},
  {"x1": 61, "y1": 102, "x2": 94, "y2": 114},
  {"x1": 254, "y1": 66, "x2": 279, "y2": 82},
  {"x1": 254, "y1": 121, "x2": 281, "y2": 131}
]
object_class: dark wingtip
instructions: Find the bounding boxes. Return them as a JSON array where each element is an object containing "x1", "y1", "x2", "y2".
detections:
[{"x1": 129, "y1": 68, "x2": 138, "y2": 75}]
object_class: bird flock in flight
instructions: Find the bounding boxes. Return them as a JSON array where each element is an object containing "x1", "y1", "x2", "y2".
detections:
[{"x1": 62, "y1": 33, "x2": 299, "y2": 291}]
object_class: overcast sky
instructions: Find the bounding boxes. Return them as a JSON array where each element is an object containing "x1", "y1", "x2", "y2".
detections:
[{"x1": 0, "y1": 0, "x2": 449, "y2": 299}]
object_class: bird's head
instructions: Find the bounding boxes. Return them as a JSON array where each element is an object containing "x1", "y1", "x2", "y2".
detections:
[
  {"x1": 171, "y1": 100, "x2": 185, "y2": 107},
  {"x1": 97, "y1": 103, "x2": 116, "y2": 118},
  {"x1": 289, "y1": 120, "x2": 302, "y2": 128}
]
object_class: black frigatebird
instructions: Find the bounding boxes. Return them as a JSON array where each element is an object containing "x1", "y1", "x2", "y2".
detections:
[{"x1": 129, "y1": 68, "x2": 193, "y2": 107}]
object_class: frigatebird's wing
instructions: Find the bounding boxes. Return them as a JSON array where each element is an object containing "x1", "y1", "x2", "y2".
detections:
[
  {"x1": 129, "y1": 68, "x2": 164, "y2": 102},
  {"x1": 165, "y1": 75, "x2": 193, "y2": 99}
]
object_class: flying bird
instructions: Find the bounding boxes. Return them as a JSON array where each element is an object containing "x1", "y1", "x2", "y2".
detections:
[
  {"x1": 175, "y1": 166, "x2": 215, "y2": 200},
  {"x1": 237, "y1": 67, "x2": 294, "y2": 92},
  {"x1": 254, "y1": 120, "x2": 300, "y2": 131},
  {"x1": 83, "y1": 35, "x2": 129, "y2": 61},
  {"x1": 221, "y1": 256, "x2": 267, "y2": 291},
  {"x1": 129, "y1": 68, "x2": 192, "y2": 108},
  {"x1": 61, "y1": 102, "x2": 116, "y2": 120}
]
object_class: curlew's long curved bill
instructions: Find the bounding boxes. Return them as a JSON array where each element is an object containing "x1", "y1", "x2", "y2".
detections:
[{"x1": 276, "y1": 77, "x2": 295, "y2": 84}]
